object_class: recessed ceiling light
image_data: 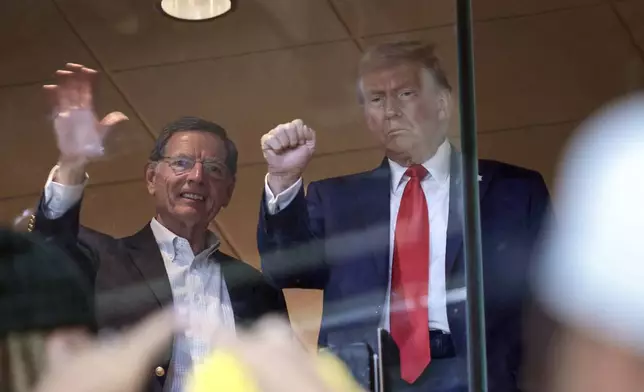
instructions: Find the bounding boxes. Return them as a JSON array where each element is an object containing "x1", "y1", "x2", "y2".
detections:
[{"x1": 160, "y1": 0, "x2": 232, "y2": 21}]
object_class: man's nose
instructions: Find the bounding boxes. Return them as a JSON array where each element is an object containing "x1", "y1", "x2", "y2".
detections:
[
  {"x1": 384, "y1": 98, "x2": 401, "y2": 118},
  {"x1": 186, "y1": 162, "x2": 204, "y2": 182}
]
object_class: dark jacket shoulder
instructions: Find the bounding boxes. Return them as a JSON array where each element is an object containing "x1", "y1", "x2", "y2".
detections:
[
  {"x1": 216, "y1": 251, "x2": 289, "y2": 322},
  {"x1": 478, "y1": 159, "x2": 545, "y2": 182},
  {"x1": 306, "y1": 164, "x2": 387, "y2": 195},
  {"x1": 216, "y1": 251, "x2": 272, "y2": 289},
  {"x1": 78, "y1": 225, "x2": 120, "y2": 249},
  {"x1": 307, "y1": 157, "x2": 546, "y2": 193}
]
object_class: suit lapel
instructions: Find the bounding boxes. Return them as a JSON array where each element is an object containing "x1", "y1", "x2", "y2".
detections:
[
  {"x1": 122, "y1": 225, "x2": 173, "y2": 307},
  {"x1": 217, "y1": 252, "x2": 254, "y2": 326},
  {"x1": 352, "y1": 151, "x2": 497, "y2": 298},
  {"x1": 445, "y1": 149, "x2": 492, "y2": 276},
  {"x1": 446, "y1": 151, "x2": 464, "y2": 277},
  {"x1": 357, "y1": 159, "x2": 392, "y2": 289},
  {"x1": 355, "y1": 153, "x2": 494, "y2": 286}
]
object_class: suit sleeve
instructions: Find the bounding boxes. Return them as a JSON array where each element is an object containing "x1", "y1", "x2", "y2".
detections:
[
  {"x1": 512, "y1": 172, "x2": 553, "y2": 392},
  {"x1": 32, "y1": 192, "x2": 99, "y2": 281},
  {"x1": 528, "y1": 173, "x2": 552, "y2": 240},
  {"x1": 257, "y1": 181, "x2": 328, "y2": 290},
  {"x1": 33, "y1": 165, "x2": 97, "y2": 272}
]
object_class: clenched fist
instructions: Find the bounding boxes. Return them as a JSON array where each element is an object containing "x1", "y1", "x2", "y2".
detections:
[{"x1": 261, "y1": 119, "x2": 315, "y2": 193}]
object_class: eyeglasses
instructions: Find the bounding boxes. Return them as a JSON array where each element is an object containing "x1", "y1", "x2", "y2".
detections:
[{"x1": 160, "y1": 156, "x2": 228, "y2": 179}]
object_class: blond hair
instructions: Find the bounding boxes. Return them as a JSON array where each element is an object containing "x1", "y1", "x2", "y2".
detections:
[{"x1": 357, "y1": 41, "x2": 451, "y2": 102}]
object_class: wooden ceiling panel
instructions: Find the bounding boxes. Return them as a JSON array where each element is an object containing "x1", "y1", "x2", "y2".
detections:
[
  {"x1": 365, "y1": 5, "x2": 644, "y2": 134},
  {"x1": 331, "y1": 0, "x2": 603, "y2": 38},
  {"x1": 113, "y1": 41, "x2": 375, "y2": 166},
  {"x1": 0, "y1": 78, "x2": 153, "y2": 199},
  {"x1": 615, "y1": 1, "x2": 644, "y2": 61},
  {"x1": 0, "y1": 0, "x2": 97, "y2": 86},
  {"x1": 55, "y1": 0, "x2": 349, "y2": 71}
]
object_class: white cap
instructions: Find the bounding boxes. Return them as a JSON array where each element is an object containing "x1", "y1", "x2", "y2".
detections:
[{"x1": 534, "y1": 93, "x2": 644, "y2": 354}]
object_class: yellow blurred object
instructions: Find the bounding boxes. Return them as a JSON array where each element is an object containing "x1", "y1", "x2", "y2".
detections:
[
  {"x1": 187, "y1": 351, "x2": 261, "y2": 392},
  {"x1": 316, "y1": 351, "x2": 365, "y2": 392},
  {"x1": 188, "y1": 349, "x2": 364, "y2": 392}
]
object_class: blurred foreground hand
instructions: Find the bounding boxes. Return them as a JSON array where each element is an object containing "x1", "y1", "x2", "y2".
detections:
[
  {"x1": 188, "y1": 316, "x2": 365, "y2": 392},
  {"x1": 34, "y1": 309, "x2": 175, "y2": 392},
  {"x1": 534, "y1": 93, "x2": 644, "y2": 392}
]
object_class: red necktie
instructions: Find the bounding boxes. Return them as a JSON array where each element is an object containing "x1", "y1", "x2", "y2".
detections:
[{"x1": 390, "y1": 164, "x2": 430, "y2": 383}]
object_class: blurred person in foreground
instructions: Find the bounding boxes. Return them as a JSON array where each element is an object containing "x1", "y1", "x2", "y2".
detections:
[
  {"x1": 28, "y1": 63, "x2": 288, "y2": 392},
  {"x1": 0, "y1": 228, "x2": 96, "y2": 392},
  {"x1": 188, "y1": 317, "x2": 366, "y2": 392},
  {"x1": 34, "y1": 308, "x2": 175, "y2": 392},
  {"x1": 39, "y1": 313, "x2": 362, "y2": 392},
  {"x1": 0, "y1": 229, "x2": 176, "y2": 392},
  {"x1": 0, "y1": 230, "x2": 355, "y2": 392},
  {"x1": 257, "y1": 41, "x2": 552, "y2": 391},
  {"x1": 531, "y1": 94, "x2": 644, "y2": 392}
]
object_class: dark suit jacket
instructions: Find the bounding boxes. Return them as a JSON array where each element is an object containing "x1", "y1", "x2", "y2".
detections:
[
  {"x1": 257, "y1": 152, "x2": 551, "y2": 392},
  {"x1": 30, "y1": 195, "x2": 288, "y2": 392}
]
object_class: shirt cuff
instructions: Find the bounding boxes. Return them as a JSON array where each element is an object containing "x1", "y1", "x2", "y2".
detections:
[
  {"x1": 264, "y1": 174, "x2": 302, "y2": 215},
  {"x1": 43, "y1": 165, "x2": 88, "y2": 219}
]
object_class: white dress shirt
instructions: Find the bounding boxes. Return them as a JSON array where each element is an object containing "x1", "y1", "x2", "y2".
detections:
[
  {"x1": 43, "y1": 166, "x2": 236, "y2": 392},
  {"x1": 264, "y1": 140, "x2": 452, "y2": 332}
]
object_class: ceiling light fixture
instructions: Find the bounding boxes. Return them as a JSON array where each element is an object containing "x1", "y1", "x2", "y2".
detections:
[{"x1": 160, "y1": 0, "x2": 232, "y2": 21}]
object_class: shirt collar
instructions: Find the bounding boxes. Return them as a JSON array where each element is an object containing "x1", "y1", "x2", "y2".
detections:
[
  {"x1": 149, "y1": 218, "x2": 220, "y2": 262},
  {"x1": 388, "y1": 139, "x2": 451, "y2": 193}
]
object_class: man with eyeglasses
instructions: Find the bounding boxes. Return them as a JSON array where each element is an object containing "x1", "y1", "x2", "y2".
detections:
[{"x1": 28, "y1": 63, "x2": 288, "y2": 392}]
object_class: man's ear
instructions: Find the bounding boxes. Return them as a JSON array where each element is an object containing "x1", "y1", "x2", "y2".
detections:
[
  {"x1": 437, "y1": 89, "x2": 452, "y2": 122},
  {"x1": 145, "y1": 163, "x2": 157, "y2": 196},
  {"x1": 222, "y1": 176, "x2": 236, "y2": 208}
]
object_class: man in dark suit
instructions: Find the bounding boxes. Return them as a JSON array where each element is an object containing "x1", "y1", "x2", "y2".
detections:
[
  {"x1": 257, "y1": 41, "x2": 550, "y2": 392},
  {"x1": 29, "y1": 63, "x2": 288, "y2": 392}
]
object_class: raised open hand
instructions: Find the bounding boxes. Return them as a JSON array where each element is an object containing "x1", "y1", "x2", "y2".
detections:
[
  {"x1": 44, "y1": 63, "x2": 128, "y2": 165},
  {"x1": 34, "y1": 308, "x2": 176, "y2": 392}
]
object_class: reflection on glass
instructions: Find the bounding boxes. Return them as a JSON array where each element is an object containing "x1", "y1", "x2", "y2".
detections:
[{"x1": 0, "y1": 1, "x2": 567, "y2": 391}]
